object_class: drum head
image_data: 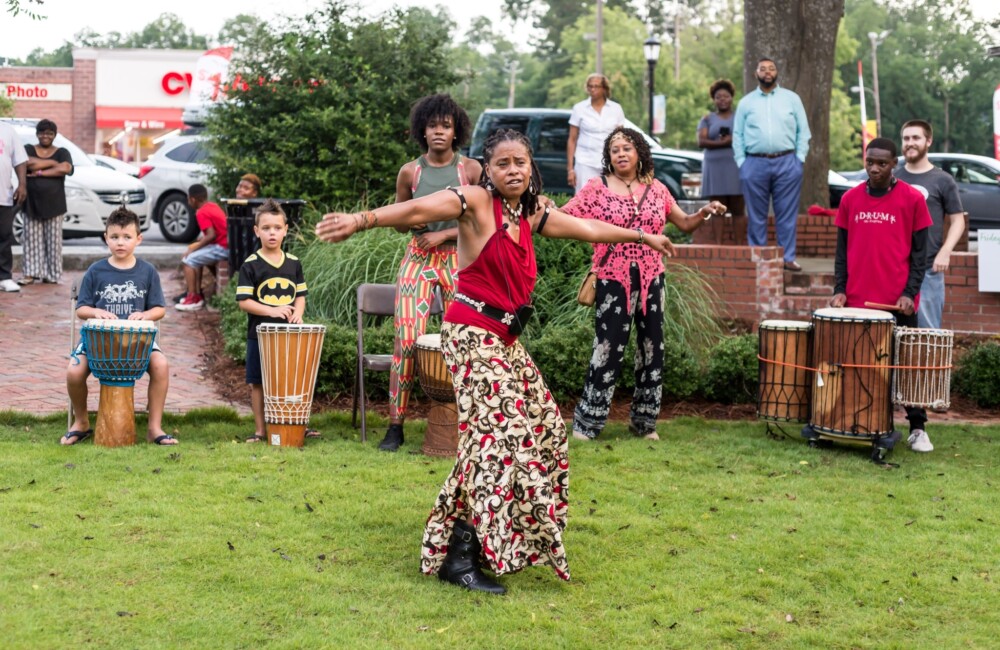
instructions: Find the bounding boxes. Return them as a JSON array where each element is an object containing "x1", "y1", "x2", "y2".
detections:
[
  {"x1": 84, "y1": 318, "x2": 157, "y2": 331},
  {"x1": 759, "y1": 320, "x2": 812, "y2": 330},
  {"x1": 415, "y1": 333, "x2": 441, "y2": 349},
  {"x1": 812, "y1": 307, "x2": 894, "y2": 321},
  {"x1": 256, "y1": 323, "x2": 326, "y2": 334}
]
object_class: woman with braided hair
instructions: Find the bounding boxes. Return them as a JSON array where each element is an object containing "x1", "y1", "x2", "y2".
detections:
[
  {"x1": 561, "y1": 126, "x2": 726, "y2": 442},
  {"x1": 379, "y1": 93, "x2": 482, "y2": 452},
  {"x1": 317, "y1": 128, "x2": 676, "y2": 594}
]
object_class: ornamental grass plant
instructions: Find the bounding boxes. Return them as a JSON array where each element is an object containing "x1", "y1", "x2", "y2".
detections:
[{"x1": 2, "y1": 409, "x2": 998, "y2": 649}]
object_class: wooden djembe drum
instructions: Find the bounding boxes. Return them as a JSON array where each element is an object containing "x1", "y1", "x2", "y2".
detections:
[
  {"x1": 414, "y1": 333, "x2": 458, "y2": 457},
  {"x1": 257, "y1": 323, "x2": 326, "y2": 447},
  {"x1": 82, "y1": 319, "x2": 158, "y2": 447}
]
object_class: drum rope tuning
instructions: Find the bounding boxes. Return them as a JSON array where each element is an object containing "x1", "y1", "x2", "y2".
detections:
[{"x1": 757, "y1": 355, "x2": 952, "y2": 374}]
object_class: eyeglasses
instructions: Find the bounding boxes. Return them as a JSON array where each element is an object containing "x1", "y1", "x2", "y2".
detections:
[{"x1": 586, "y1": 84, "x2": 603, "y2": 89}]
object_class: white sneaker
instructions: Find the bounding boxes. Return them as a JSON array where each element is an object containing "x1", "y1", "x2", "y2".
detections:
[
  {"x1": 0, "y1": 278, "x2": 20, "y2": 292},
  {"x1": 908, "y1": 429, "x2": 934, "y2": 453}
]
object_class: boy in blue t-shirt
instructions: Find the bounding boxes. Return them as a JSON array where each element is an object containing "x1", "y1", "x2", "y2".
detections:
[
  {"x1": 64, "y1": 207, "x2": 177, "y2": 446},
  {"x1": 236, "y1": 199, "x2": 308, "y2": 443}
]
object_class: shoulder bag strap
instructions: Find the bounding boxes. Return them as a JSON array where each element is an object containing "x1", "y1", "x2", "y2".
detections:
[{"x1": 593, "y1": 183, "x2": 653, "y2": 269}]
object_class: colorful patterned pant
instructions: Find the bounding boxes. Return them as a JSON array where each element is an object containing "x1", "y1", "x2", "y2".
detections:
[
  {"x1": 21, "y1": 215, "x2": 63, "y2": 283},
  {"x1": 389, "y1": 240, "x2": 457, "y2": 421},
  {"x1": 573, "y1": 267, "x2": 665, "y2": 438},
  {"x1": 421, "y1": 322, "x2": 571, "y2": 580}
]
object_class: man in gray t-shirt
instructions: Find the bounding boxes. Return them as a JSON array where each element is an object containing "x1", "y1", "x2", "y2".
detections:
[{"x1": 895, "y1": 120, "x2": 964, "y2": 332}]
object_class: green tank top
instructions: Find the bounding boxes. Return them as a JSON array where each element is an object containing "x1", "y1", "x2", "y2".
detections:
[{"x1": 410, "y1": 153, "x2": 466, "y2": 235}]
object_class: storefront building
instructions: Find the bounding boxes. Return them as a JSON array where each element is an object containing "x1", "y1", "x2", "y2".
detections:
[{"x1": 2, "y1": 48, "x2": 202, "y2": 162}]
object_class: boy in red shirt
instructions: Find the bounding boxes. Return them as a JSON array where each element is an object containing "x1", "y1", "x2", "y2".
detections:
[
  {"x1": 831, "y1": 137, "x2": 934, "y2": 452},
  {"x1": 177, "y1": 183, "x2": 228, "y2": 311}
]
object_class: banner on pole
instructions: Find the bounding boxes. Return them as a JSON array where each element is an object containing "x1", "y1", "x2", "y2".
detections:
[
  {"x1": 653, "y1": 94, "x2": 666, "y2": 135},
  {"x1": 993, "y1": 82, "x2": 1000, "y2": 161}
]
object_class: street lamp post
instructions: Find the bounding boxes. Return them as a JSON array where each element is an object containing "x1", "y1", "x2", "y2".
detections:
[
  {"x1": 867, "y1": 30, "x2": 890, "y2": 137},
  {"x1": 643, "y1": 36, "x2": 661, "y2": 137}
]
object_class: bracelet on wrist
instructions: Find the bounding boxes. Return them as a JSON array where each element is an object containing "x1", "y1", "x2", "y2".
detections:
[{"x1": 635, "y1": 227, "x2": 645, "y2": 245}]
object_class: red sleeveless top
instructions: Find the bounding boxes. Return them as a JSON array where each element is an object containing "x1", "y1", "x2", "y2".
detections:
[{"x1": 445, "y1": 196, "x2": 536, "y2": 345}]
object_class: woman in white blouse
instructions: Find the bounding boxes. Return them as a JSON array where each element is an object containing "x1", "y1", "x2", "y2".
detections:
[{"x1": 566, "y1": 73, "x2": 626, "y2": 193}]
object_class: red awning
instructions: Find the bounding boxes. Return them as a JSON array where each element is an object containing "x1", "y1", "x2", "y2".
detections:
[{"x1": 96, "y1": 106, "x2": 184, "y2": 130}]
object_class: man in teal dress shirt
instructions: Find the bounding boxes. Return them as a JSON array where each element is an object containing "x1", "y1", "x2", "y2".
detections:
[{"x1": 733, "y1": 58, "x2": 811, "y2": 271}]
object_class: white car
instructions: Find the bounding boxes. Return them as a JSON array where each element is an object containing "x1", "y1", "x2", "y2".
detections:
[
  {"x1": 4, "y1": 119, "x2": 150, "y2": 242},
  {"x1": 138, "y1": 134, "x2": 209, "y2": 242},
  {"x1": 91, "y1": 154, "x2": 140, "y2": 177}
]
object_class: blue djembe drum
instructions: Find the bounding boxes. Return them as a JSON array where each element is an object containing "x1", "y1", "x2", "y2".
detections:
[{"x1": 81, "y1": 319, "x2": 158, "y2": 447}]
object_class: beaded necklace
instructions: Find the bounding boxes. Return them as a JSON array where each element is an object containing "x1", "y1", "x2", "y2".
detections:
[{"x1": 501, "y1": 196, "x2": 523, "y2": 223}]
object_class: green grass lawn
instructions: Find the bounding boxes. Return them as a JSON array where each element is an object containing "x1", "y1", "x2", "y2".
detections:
[{"x1": 1, "y1": 409, "x2": 997, "y2": 649}]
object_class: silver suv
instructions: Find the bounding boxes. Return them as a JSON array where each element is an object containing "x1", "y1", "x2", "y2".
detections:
[
  {"x1": 3, "y1": 118, "x2": 150, "y2": 242},
  {"x1": 139, "y1": 134, "x2": 209, "y2": 242}
]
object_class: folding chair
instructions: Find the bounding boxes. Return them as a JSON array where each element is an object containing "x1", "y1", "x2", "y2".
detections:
[
  {"x1": 352, "y1": 282, "x2": 444, "y2": 442},
  {"x1": 353, "y1": 284, "x2": 396, "y2": 442}
]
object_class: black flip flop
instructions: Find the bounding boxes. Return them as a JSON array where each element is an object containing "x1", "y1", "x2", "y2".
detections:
[
  {"x1": 305, "y1": 428, "x2": 321, "y2": 439},
  {"x1": 62, "y1": 429, "x2": 93, "y2": 445},
  {"x1": 151, "y1": 434, "x2": 178, "y2": 445},
  {"x1": 245, "y1": 434, "x2": 266, "y2": 443}
]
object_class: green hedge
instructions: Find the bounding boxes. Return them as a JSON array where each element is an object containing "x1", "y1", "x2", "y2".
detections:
[{"x1": 953, "y1": 341, "x2": 1000, "y2": 408}]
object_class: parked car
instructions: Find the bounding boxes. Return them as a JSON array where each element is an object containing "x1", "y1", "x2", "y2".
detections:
[
  {"x1": 3, "y1": 118, "x2": 150, "y2": 243},
  {"x1": 91, "y1": 154, "x2": 139, "y2": 177},
  {"x1": 469, "y1": 108, "x2": 703, "y2": 211},
  {"x1": 838, "y1": 153, "x2": 1000, "y2": 234},
  {"x1": 138, "y1": 134, "x2": 209, "y2": 242},
  {"x1": 470, "y1": 109, "x2": 857, "y2": 210},
  {"x1": 828, "y1": 170, "x2": 862, "y2": 207}
]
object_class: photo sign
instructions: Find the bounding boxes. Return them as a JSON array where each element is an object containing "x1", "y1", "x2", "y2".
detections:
[{"x1": 979, "y1": 230, "x2": 1000, "y2": 292}]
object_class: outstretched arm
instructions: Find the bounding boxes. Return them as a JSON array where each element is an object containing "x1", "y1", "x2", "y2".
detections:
[
  {"x1": 530, "y1": 207, "x2": 676, "y2": 257},
  {"x1": 316, "y1": 186, "x2": 490, "y2": 243},
  {"x1": 667, "y1": 200, "x2": 727, "y2": 233}
]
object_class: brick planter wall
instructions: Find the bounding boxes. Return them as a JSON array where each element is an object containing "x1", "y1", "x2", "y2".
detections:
[
  {"x1": 691, "y1": 213, "x2": 968, "y2": 255},
  {"x1": 942, "y1": 253, "x2": 1000, "y2": 333},
  {"x1": 671, "y1": 245, "x2": 997, "y2": 334}
]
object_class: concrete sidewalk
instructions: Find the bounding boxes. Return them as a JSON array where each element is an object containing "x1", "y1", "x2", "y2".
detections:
[{"x1": 0, "y1": 266, "x2": 248, "y2": 417}]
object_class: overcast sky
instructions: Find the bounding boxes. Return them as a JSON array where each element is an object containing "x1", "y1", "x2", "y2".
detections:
[
  {"x1": 0, "y1": 0, "x2": 525, "y2": 61},
  {"x1": 1, "y1": 0, "x2": 997, "y2": 61}
]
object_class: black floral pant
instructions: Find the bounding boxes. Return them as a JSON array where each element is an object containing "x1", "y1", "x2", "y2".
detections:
[{"x1": 573, "y1": 265, "x2": 665, "y2": 438}]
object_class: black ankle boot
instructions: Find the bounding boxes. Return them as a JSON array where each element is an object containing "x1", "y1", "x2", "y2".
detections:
[
  {"x1": 378, "y1": 423, "x2": 404, "y2": 451},
  {"x1": 438, "y1": 520, "x2": 506, "y2": 595}
]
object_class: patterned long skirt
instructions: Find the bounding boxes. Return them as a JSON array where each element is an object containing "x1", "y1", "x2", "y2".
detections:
[{"x1": 420, "y1": 322, "x2": 571, "y2": 580}]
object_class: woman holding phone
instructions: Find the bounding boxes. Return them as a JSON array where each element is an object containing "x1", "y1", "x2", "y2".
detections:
[{"x1": 697, "y1": 79, "x2": 743, "y2": 236}]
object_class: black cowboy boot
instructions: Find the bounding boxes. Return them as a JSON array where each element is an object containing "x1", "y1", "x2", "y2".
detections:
[{"x1": 438, "y1": 520, "x2": 506, "y2": 595}]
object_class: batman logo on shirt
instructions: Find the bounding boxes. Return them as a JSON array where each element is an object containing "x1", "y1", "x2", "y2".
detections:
[{"x1": 257, "y1": 277, "x2": 296, "y2": 306}]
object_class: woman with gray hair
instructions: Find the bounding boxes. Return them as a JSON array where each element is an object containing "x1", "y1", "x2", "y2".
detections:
[{"x1": 566, "y1": 73, "x2": 625, "y2": 193}]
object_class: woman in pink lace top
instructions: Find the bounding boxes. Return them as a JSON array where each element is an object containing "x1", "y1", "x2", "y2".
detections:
[{"x1": 561, "y1": 126, "x2": 726, "y2": 441}]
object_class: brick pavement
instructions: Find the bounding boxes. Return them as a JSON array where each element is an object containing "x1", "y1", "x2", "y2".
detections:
[{"x1": 0, "y1": 269, "x2": 248, "y2": 417}]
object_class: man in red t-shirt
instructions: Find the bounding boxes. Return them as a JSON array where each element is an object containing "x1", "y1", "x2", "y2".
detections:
[
  {"x1": 831, "y1": 137, "x2": 934, "y2": 452},
  {"x1": 176, "y1": 183, "x2": 229, "y2": 311}
]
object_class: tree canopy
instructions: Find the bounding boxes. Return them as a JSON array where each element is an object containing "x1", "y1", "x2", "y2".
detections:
[
  {"x1": 204, "y1": 1, "x2": 458, "y2": 208},
  {"x1": 7, "y1": 0, "x2": 999, "y2": 199}
]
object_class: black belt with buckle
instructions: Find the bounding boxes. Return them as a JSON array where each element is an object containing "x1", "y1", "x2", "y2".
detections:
[
  {"x1": 455, "y1": 292, "x2": 534, "y2": 335},
  {"x1": 748, "y1": 150, "x2": 794, "y2": 159}
]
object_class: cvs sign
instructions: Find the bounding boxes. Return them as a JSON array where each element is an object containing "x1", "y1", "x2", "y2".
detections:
[{"x1": 161, "y1": 72, "x2": 194, "y2": 96}]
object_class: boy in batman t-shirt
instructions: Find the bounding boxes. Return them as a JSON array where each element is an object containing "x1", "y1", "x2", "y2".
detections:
[{"x1": 236, "y1": 199, "x2": 307, "y2": 443}]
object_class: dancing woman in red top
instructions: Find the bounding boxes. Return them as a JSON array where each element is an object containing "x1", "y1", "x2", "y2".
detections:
[{"x1": 317, "y1": 129, "x2": 676, "y2": 595}]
